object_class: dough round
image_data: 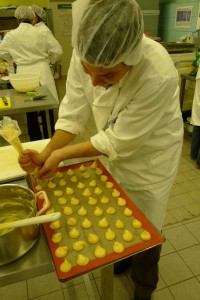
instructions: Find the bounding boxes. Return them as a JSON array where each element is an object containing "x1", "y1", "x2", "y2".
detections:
[
  {"x1": 82, "y1": 188, "x2": 92, "y2": 197},
  {"x1": 132, "y1": 219, "x2": 142, "y2": 229},
  {"x1": 54, "y1": 190, "x2": 63, "y2": 197},
  {"x1": 100, "y1": 196, "x2": 109, "y2": 204},
  {"x1": 77, "y1": 254, "x2": 89, "y2": 266},
  {"x1": 106, "y1": 182, "x2": 114, "y2": 189},
  {"x1": 66, "y1": 169, "x2": 74, "y2": 176},
  {"x1": 122, "y1": 230, "x2": 134, "y2": 242},
  {"x1": 72, "y1": 240, "x2": 86, "y2": 251},
  {"x1": 89, "y1": 180, "x2": 97, "y2": 187},
  {"x1": 115, "y1": 219, "x2": 125, "y2": 229},
  {"x1": 67, "y1": 217, "x2": 77, "y2": 226},
  {"x1": 46, "y1": 208, "x2": 55, "y2": 214},
  {"x1": 94, "y1": 187, "x2": 103, "y2": 195},
  {"x1": 50, "y1": 220, "x2": 61, "y2": 230},
  {"x1": 77, "y1": 182, "x2": 85, "y2": 189},
  {"x1": 98, "y1": 217, "x2": 109, "y2": 228},
  {"x1": 90, "y1": 161, "x2": 97, "y2": 169},
  {"x1": 70, "y1": 197, "x2": 80, "y2": 206},
  {"x1": 60, "y1": 260, "x2": 72, "y2": 273},
  {"x1": 82, "y1": 171, "x2": 90, "y2": 179},
  {"x1": 88, "y1": 197, "x2": 97, "y2": 206},
  {"x1": 65, "y1": 187, "x2": 74, "y2": 195},
  {"x1": 100, "y1": 175, "x2": 108, "y2": 182},
  {"x1": 69, "y1": 228, "x2": 80, "y2": 239},
  {"x1": 55, "y1": 171, "x2": 63, "y2": 179},
  {"x1": 105, "y1": 228, "x2": 116, "y2": 241},
  {"x1": 59, "y1": 179, "x2": 67, "y2": 186},
  {"x1": 52, "y1": 232, "x2": 62, "y2": 243},
  {"x1": 70, "y1": 175, "x2": 78, "y2": 183},
  {"x1": 58, "y1": 197, "x2": 67, "y2": 205},
  {"x1": 94, "y1": 245, "x2": 106, "y2": 258},
  {"x1": 78, "y1": 206, "x2": 87, "y2": 216},
  {"x1": 95, "y1": 168, "x2": 103, "y2": 175},
  {"x1": 106, "y1": 207, "x2": 116, "y2": 215},
  {"x1": 81, "y1": 218, "x2": 92, "y2": 229},
  {"x1": 79, "y1": 164, "x2": 86, "y2": 171},
  {"x1": 112, "y1": 189, "x2": 120, "y2": 198},
  {"x1": 94, "y1": 207, "x2": 103, "y2": 217},
  {"x1": 113, "y1": 242, "x2": 124, "y2": 253},
  {"x1": 63, "y1": 206, "x2": 73, "y2": 216},
  {"x1": 55, "y1": 246, "x2": 68, "y2": 258},
  {"x1": 124, "y1": 207, "x2": 132, "y2": 217},
  {"x1": 48, "y1": 181, "x2": 56, "y2": 189},
  {"x1": 38, "y1": 193, "x2": 44, "y2": 200},
  {"x1": 140, "y1": 230, "x2": 151, "y2": 241},
  {"x1": 87, "y1": 233, "x2": 99, "y2": 244},
  {"x1": 35, "y1": 184, "x2": 42, "y2": 191},
  {"x1": 117, "y1": 197, "x2": 126, "y2": 207}
]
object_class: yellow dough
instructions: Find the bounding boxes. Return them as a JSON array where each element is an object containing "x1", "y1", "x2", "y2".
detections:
[
  {"x1": 115, "y1": 219, "x2": 125, "y2": 229},
  {"x1": 72, "y1": 240, "x2": 86, "y2": 251},
  {"x1": 69, "y1": 228, "x2": 80, "y2": 239},
  {"x1": 112, "y1": 189, "x2": 120, "y2": 197},
  {"x1": 70, "y1": 175, "x2": 78, "y2": 183},
  {"x1": 46, "y1": 208, "x2": 55, "y2": 214},
  {"x1": 70, "y1": 197, "x2": 80, "y2": 206},
  {"x1": 79, "y1": 164, "x2": 86, "y2": 171},
  {"x1": 58, "y1": 197, "x2": 67, "y2": 205},
  {"x1": 59, "y1": 178, "x2": 67, "y2": 186},
  {"x1": 105, "y1": 228, "x2": 116, "y2": 240},
  {"x1": 67, "y1": 217, "x2": 77, "y2": 226},
  {"x1": 88, "y1": 197, "x2": 98, "y2": 206},
  {"x1": 100, "y1": 175, "x2": 108, "y2": 182},
  {"x1": 98, "y1": 217, "x2": 109, "y2": 228},
  {"x1": 100, "y1": 196, "x2": 109, "y2": 204},
  {"x1": 117, "y1": 197, "x2": 126, "y2": 207},
  {"x1": 81, "y1": 218, "x2": 92, "y2": 229},
  {"x1": 90, "y1": 161, "x2": 97, "y2": 169},
  {"x1": 77, "y1": 254, "x2": 89, "y2": 266},
  {"x1": 63, "y1": 206, "x2": 73, "y2": 216},
  {"x1": 106, "y1": 182, "x2": 114, "y2": 189},
  {"x1": 54, "y1": 190, "x2": 63, "y2": 197},
  {"x1": 38, "y1": 193, "x2": 44, "y2": 200},
  {"x1": 50, "y1": 220, "x2": 61, "y2": 230},
  {"x1": 132, "y1": 219, "x2": 142, "y2": 229},
  {"x1": 82, "y1": 171, "x2": 90, "y2": 179},
  {"x1": 87, "y1": 233, "x2": 99, "y2": 244},
  {"x1": 48, "y1": 181, "x2": 56, "y2": 189},
  {"x1": 52, "y1": 232, "x2": 62, "y2": 243},
  {"x1": 82, "y1": 188, "x2": 92, "y2": 197},
  {"x1": 65, "y1": 187, "x2": 74, "y2": 195},
  {"x1": 140, "y1": 230, "x2": 151, "y2": 241},
  {"x1": 94, "y1": 187, "x2": 103, "y2": 195},
  {"x1": 60, "y1": 260, "x2": 72, "y2": 273},
  {"x1": 124, "y1": 207, "x2": 132, "y2": 216},
  {"x1": 94, "y1": 245, "x2": 106, "y2": 258},
  {"x1": 77, "y1": 206, "x2": 87, "y2": 216},
  {"x1": 113, "y1": 242, "x2": 124, "y2": 253},
  {"x1": 95, "y1": 168, "x2": 103, "y2": 175},
  {"x1": 89, "y1": 180, "x2": 97, "y2": 187},
  {"x1": 77, "y1": 181, "x2": 86, "y2": 189},
  {"x1": 55, "y1": 171, "x2": 63, "y2": 179},
  {"x1": 122, "y1": 230, "x2": 134, "y2": 242},
  {"x1": 35, "y1": 184, "x2": 42, "y2": 191},
  {"x1": 94, "y1": 207, "x2": 103, "y2": 217},
  {"x1": 106, "y1": 207, "x2": 116, "y2": 215},
  {"x1": 55, "y1": 246, "x2": 68, "y2": 258},
  {"x1": 66, "y1": 169, "x2": 74, "y2": 176}
]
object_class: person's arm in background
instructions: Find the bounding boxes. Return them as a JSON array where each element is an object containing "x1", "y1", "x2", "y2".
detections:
[
  {"x1": 46, "y1": 31, "x2": 63, "y2": 64},
  {"x1": 0, "y1": 33, "x2": 13, "y2": 62}
]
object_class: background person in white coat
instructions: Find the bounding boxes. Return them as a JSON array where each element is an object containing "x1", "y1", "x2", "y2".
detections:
[
  {"x1": 190, "y1": 64, "x2": 200, "y2": 168},
  {"x1": 31, "y1": 4, "x2": 50, "y2": 32},
  {"x1": 19, "y1": 1, "x2": 183, "y2": 299}
]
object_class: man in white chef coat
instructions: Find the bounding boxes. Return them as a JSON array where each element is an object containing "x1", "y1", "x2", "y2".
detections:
[{"x1": 19, "y1": 1, "x2": 183, "y2": 299}]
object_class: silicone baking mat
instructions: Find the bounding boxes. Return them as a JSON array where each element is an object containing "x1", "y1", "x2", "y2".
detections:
[{"x1": 29, "y1": 159, "x2": 165, "y2": 282}]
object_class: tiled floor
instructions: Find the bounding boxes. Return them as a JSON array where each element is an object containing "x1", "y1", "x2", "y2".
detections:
[{"x1": 1, "y1": 78, "x2": 200, "y2": 300}]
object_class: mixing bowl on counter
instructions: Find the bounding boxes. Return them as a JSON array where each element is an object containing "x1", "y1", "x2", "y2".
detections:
[{"x1": 9, "y1": 73, "x2": 40, "y2": 92}]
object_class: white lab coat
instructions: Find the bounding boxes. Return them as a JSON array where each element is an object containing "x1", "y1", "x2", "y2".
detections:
[
  {"x1": 191, "y1": 66, "x2": 200, "y2": 125},
  {"x1": 55, "y1": 35, "x2": 183, "y2": 230},
  {"x1": 0, "y1": 23, "x2": 63, "y2": 102}
]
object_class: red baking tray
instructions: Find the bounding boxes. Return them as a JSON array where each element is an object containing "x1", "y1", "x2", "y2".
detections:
[{"x1": 29, "y1": 159, "x2": 165, "y2": 282}]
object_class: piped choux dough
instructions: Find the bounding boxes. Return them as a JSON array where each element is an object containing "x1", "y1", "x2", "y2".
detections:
[
  {"x1": 58, "y1": 197, "x2": 67, "y2": 205},
  {"x1": 94, "y1": 187, "x2": 102, "y2": 195},
  {"x1": 122, "y1": 230, "x2": 134, "y2": 242},
  {"x1": 66, "y1": 187, "x2": 74, "y2": 195},
  {"x1": 82, "y1": 171, "x2": 90, "y2": 179},
  {"x1": 105, "y1": 228, "x2": 116, "y2": 241},
  {"x1": 66, "y1": 169, "x2": 74, "y2": 176},
  {"x1": 82, "y1": 188, "x2": 92, "y2": 197},
  {"x1": 98, "y1": 217, "x2": 109, "y2": 228},
  {"x1": 72, "y1": 240, "x2": 86, "y2": 251},
  {"x1": 88, "y1": 197, "x2": 97, "y2": 206},
  {"x1": 87, "y1": 233, "x2": 99, "y2": 244},
  {"x1": 140, "y1": 230, "x2": 151, "y2": 241},
  {"x1": 52, "y1": 232, "x2": 62, "y2": 243},
  {"x1": 95, "y1": 168, "x2": 103, "y2": 175},
  {"x1": 48, "y1": 181, "x2": 56, "y2": 189},
  {"x1": 90, "y1": 161, "x2": 97, "y2": 169},
  {"x1": 67, "y1": 217, "x2": 77, "y2": 226},
  {"x1": 78, "y1": 206, "x2": 87, "y2": 216},
  {"x1": 106, "y1": 207, "x2": 116, "y2": 215},
  {"x1": 124, "y1": 207, "x2": 132, "y2": 216},
  {"x1": 79, "y1": 164, "x2": 86, "y2": 171},
  {"x1": 59, "y1": 179, "x2": 67, "y2": 186},
  {"x1": 70, "y1": 175, "x2": 78, "y2": 183},
  {"x1": 46, "y1": 208, "x2": 55, "y2": 214},
  {"x1": 55, "y1": 246, "x2": 68, "y2": 258},
  {"x1": 60, "y1": 260, "x2": 72, "y2": 273},
  {"x1": 89, "y1": 179, "x2": 97, "y2": 187},
  {"x1": 106, "y1": 181, "x2": 114, "y2": 189},
  {"x1": 54, "y1": 190, "x2": 63, "y2": 197},
  {"x1": 77, "y1": 182, "x2": 85, "y2": 189},
  {"x1": 63, "y1": 206, "x2": 73, "y2": 216},
  {"x1": 69, "y1": 228, "x2": 80, "y2": 239},
  {"x1": 115, "y1": 219, "x2": 125, "y2": 229},
  {"x1": 70, "y1": 197, "x2": 80, "y2": 206},
  {"x1": 112, "y1": 189, "x2": 120, "y2": 197},
  {"x1": 35, "y1": 184, "x2": 42, "y2": 191},
  {"x1": 117, "y1": 197, "x2": 126, "y2": 207},
  {"x1": 113, "y1": 242, "x2": 124, "y2": 253},
  {"x1": 77, "y1": 254, "x2": 89, "y2": 266},
  {"x1": 81, "y1": 218, "x2": 92, "y2": 229},
  {"x1": 94, "y1": 245, "x2": 106, "y2": 258},
  {"x1": 100, "y1": 196, "x2": 109, "y2": 204},
  {"x1": 100, "y1": 175, "x2": 108, "y2": 182},
  {"x1": 55, "y1": 171, "x2": 63, "y2": 179},
  {"x1": 94, "y1": 207, "x2": 103, "y2": 217},
  {"x1": 132, "y1": 219, "x2": 142, "y2": 229},
  {"x1": 38, "y1": 193, "x2": 44, "y2": 200},
  {"x1": 50, "y1": 220, "x2": 61, "y2": 230}
]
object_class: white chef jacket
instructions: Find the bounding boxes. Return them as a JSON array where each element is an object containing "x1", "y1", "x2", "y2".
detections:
[
  {"x1": 191, "y1": 66, "x2": 200, "y2": 126},
  {"x1": 55, "y1": 35, "x2": 184, "y2": 229},
  {"x1": 0, "y1": 23, "x2": 62, "y2": 102}
]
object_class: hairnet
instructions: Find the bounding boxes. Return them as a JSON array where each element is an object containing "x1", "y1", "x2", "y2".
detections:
[
  {"x1": 15, "y1": 6, "x2": 35, "y2": 20},
  {"x1": 31, "y1": 4, "x2": 46, "y2": 22},
  {"x1": 72, "y1": 0, "x2": 144, "y2": 67}
]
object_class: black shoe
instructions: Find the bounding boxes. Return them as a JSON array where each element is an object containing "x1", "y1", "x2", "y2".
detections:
[
  {"x1": 134, "y1": 295, "x2": 151, "y2": 300},
  {"x1": 114, "y1": 256, "x2": 132, "y2": 274}
]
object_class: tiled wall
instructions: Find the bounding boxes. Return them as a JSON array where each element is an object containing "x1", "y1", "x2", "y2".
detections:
[{"x1": 159, "y1": 0, "x2": 200, "y2": 42}]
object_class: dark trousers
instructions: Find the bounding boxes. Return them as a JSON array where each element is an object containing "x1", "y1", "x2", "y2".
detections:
[
  {"x1": 190, "y1": 125, "x2": 200, "y2": 167},
  {"x1": 131, "y1": 244, "x2": 162, "y2": 298}
]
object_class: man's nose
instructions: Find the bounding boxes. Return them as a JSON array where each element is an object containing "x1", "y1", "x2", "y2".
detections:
[{"x1": 91, "y1": 74, "x2": 103, "y2": 86}]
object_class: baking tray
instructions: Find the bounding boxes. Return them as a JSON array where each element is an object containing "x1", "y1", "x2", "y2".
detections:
[{"x1": 28, "y1": 159, "x2": 165, "y2": 282}]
